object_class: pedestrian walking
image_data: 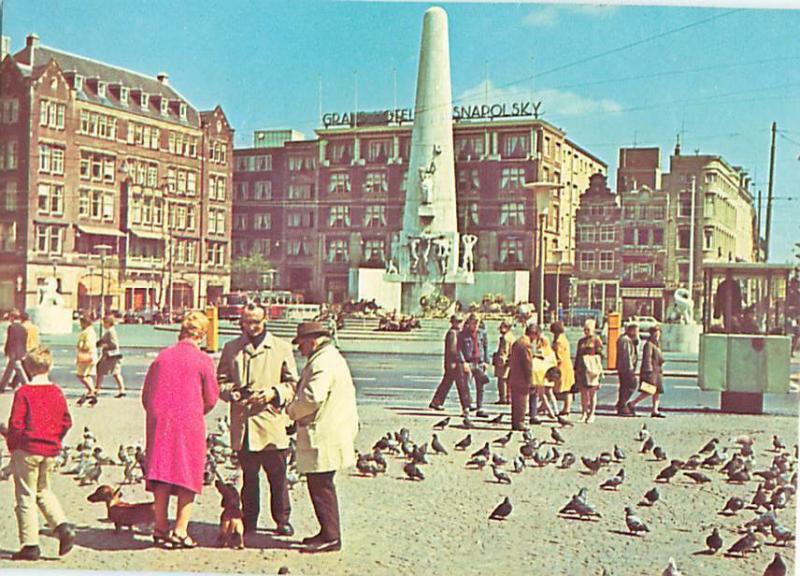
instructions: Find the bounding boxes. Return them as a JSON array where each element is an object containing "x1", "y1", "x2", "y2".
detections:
[
  {"x1": 458, "y1": 314, "x2": 490, "y2": 418},
  {"x1": 574, "y1": 318, "x2": 604, "y2": 423},
  {"x1": 287, "y1": 321, "x2": 359, "y2": 553},
  {"x1": 141, "y1": 311, "x2": 219, "y2": 549},
  {"x1": 615, "y1": 323, "x2": 639, "y2": 416},
  {"x1": 21, "y1": 313, "x2": 39, "y2": 353},
  {"x1": 217, "y1": 304, "x2": 298, "y2": 538},
  {"x1": 5, "y1": 346, "x2": 76, "y2": 560},
  {"x1": 95, "y1": 316, "x2": 126, "y2": 398},
  {"x1": 507, "y1": 320, "x2": 537, "y2": 431},
  {"x1": 550, "y1": 321, "x2": 575, "y2": 417},
  {"x1": 627, "y1": 325, "x2": 665, "y2": 418},
  {"x1": 75, "y1": 316, "x2": 98, "y2": 407},
  {"x1": 492, "y1": 321, "x2": 515, "y2": 404},
  {"x1": 1, "y1": 310, "x2": 28, "y2": 392},
  {"x1": 429, "y1": 314, "x2": 471, "y2": 414},
  {"x1": 529, "y1": 333, "x2": 558, "y2": 423}
]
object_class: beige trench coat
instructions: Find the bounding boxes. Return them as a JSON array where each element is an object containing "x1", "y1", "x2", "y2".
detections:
[
  {"x1": 286, "y1": 342, "x2": 359, "y2": 474},
  {"x1": 217, "y1": 332, "x2": 298, "y2": 452}
]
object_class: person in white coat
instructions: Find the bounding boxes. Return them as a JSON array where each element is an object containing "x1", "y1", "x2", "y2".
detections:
[{"x1": 286, "y1": 321, "x2": 358, "y2": 553}]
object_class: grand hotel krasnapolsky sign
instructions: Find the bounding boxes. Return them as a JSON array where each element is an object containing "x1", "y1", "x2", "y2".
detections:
[{"x1": 321, "y1": 100, "x2": 544, "y2": 128}]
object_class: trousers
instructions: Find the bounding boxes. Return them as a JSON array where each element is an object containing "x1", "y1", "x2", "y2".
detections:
[
  {"x1": 430, "y1": 367, "x2": 471, "y2": 411},
  {"x1": 0, "y1": 358, "x2": 27, "y2": 392},
  {"x1": 238, "y1": 448, "x2": 291, "y2": 530},
  {"x1": 510, "y1": 388, "x2": 530, "y2": 429},
  {"x1": 307, "y1": 471, "x2": 340, "y2": 541},
  {"x1": 617, "y1": 372, "x2": 638, "y2": 410},
  {"x1": 12, "y1": 450, "x2": 68, "y2": 546}
]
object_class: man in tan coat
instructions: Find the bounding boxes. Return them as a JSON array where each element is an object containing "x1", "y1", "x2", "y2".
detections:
[
  {"x1": 507, "y1": 320, "x2": 537, "y2": 431},
  {"x1": 217, "y1": 304, "x2": 298, "y2": 537},
  {"x1": 287, "y1": 321, "x2": 358, "y2": 553}
]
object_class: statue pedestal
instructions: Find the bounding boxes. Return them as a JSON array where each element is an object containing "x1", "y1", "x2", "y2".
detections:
[
  {"x1": 661, "y1": 323, "x2": 701, "y2": 354},
  {"x1": 31, "y1": 307, "x2": 73, "y2": 335}
]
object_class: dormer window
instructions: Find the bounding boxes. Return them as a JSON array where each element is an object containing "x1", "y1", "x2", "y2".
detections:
[
  {"x1": 179, "y1": 102, "x2": 187, "y2": 120},
  {"x1": 98, "y1": 82, "x2": 107, "y2": 98},
  {"x1": 120, "y1": 87, "x2": 129, "y2": 105},
  {"x1": 74, "y1": 75, "x2": 84, "y2": 91},
  {"x1": 140, "y1": 93, "x2": 149, "y2": 108},
  {"x1": 160, "y1": 98, "x2": 169, "y2": 116}
]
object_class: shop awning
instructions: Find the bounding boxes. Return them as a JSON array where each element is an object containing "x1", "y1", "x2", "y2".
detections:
[
  {"x1": 75, "y1": 224, "x2": 125, "y2": 238},
  {"x1": 129, "y1": 228, "x2": 165, "y2": 241}
]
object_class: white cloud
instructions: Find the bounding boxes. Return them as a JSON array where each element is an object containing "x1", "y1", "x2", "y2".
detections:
[
  {"x1": 522, "y1": 6, "x2": 560, "y2": 28},
  {"x1": 456, "y1": 80, "x2": 622, "y2": 118},
  {"x1": 523, "y1": 3, "x2": 618, "y2": 28}
]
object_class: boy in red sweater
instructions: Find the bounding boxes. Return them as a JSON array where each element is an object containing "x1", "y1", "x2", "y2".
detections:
[{"x1": 5, "y1": 346, "x2": 76, "y2": 561}]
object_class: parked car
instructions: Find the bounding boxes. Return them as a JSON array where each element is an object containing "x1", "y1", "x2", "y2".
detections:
[
  {"x1": 625, "y1": 315, "x2": 659, "y2": 333},
  {"x1": 124, "y1": 307, "x2": 159, "y2": 324}
]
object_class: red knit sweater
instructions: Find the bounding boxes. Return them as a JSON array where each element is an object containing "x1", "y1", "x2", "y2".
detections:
[{"x1": 6, "y1": 378, "x2": 72, "y2": 457}]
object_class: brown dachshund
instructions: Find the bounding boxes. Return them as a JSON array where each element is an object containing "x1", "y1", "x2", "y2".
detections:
[
  {"x1": 215, "y1": 479, "x2": 245, "y2": 549},
  {"x1": 87, "y1": 485, "x2": 155, "y2": 533}
]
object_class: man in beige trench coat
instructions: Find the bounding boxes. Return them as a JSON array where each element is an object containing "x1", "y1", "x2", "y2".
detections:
[
  {"x1": 287, "y1": 321, "x2": 358, "y2": 553},
  {"x1": 217, "y1": 304, "x2": 298, "y2": 537}
]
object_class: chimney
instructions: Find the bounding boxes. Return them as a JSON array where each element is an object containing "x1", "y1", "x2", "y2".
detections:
[
  {"x1": 26, "y1": 33, "x2": 40, "y2": 49},
  {"x1": 156, "y1": 72, "x2": 169, "y2": 85},
  {"x1": 674, "y1": 133, "x2": 681, "y2": 157}
]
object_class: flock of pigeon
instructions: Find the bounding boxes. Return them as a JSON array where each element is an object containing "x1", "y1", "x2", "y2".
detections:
[{"x1": 356, "y1": 410, "x2": 796, "y2": 576}]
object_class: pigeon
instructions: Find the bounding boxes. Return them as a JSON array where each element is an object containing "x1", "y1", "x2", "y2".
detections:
[
  {"x1": 548, "y1": 446, "x2": 561, "y2": 464},
  {"x1": 134, "y1": 446, "x2": 147, "y2": 475},
  {"x1": 728, "y1": 466, "x2": 751, "y2": 484},
  {"x1": 639, "y1": 487, "x2": 660, "y2": 506},
  {"x1": 493, "y1": 432, "x2": 512, "y2": 447},
  {"x1": 559, "y1": 452, "x2": 576, "y2": 469},
  {"x1": 772, "y1": 435, "x2": 786, "y2": 452},
  {"x1": 372, "y1": 449, "x2": 387, "y2": 470},
  {"x1": 403, "y1": 461, "x2": 425, "y2": 481},
  {"x1": 465, "y1": 456, "x2": 487, "y2": 469},
  {"x1": 581, "y1": 456, "x2": 602, "y2": 475},
  {"x1": 533, "y1": 450, "x2": 549, "y2": 468},
  {"x1": 490, "y1": 464, "x2": 512, "y2": 484},
  {"x1": 702, "y1": 450, "x2": 724, "y2": 468},
  {"x1": 706, "y1": 527, "x2": 723, "y2": 553},
  {"x1": 599, "y1": 452, "x2": 613, "y2": 466},
  {"x1": 600, "y1": 468, "x2": 625, "y2": 490},
  {"x1": 726, "y1": 529, "x2": 760, "y2": 557},
  {"x1": 123, "y1": 459, "x2": 140, "y2": 484},
  {"x1": 356, "y1": 454, "x2": 380, "y2": 476},
  {"x1": 740, "y1": 443, "x2": 754, "y2": 458},
  {"x1": 763, "y1": 552, "x2": 787, "y2": 576},
  {"x1": 754, "y1": 468, "x2": 779, "y2": 482},
  {"x1": 699, "y1": 438, "x2": 719, "y2": 454},
  {"x1": 652, "y1": 446, "x2": 667, "y2": 461},
  {"x1": 770, "y1": 487, "x2": 790, "y2": 509},
  {"x1": 412, "y1": 443, "x2": 430, "y2": 465},
  {"x1": 721, "y1": 454, "x2": 743, "y2": 475},
  {"x1": 682, "y1": 455, "x2": 702, "y2": 470},
  {"x1": 641, "y1": 436, "x2": 655, "y2": 454},
  {"x1": 556, "y1": 414, "x2": 572, "y2": 428},
  {"x1": 636, "y1": 423, "x2": 649, "y2": 441},
  {"x1": 520, "y1": 442, "x2": 535, "y2": 459},
  {"x1": 79, "y1": 462, "x2": 103, "y2": 486},
  {"x1": 684, "y1": 471, "x2": 712, "y2": 484},
  {"x1": 117, "y1": 445, "x2": 128, "y2": 465},
  {"x1": 455, "y1": 434, "x2": 472, "y2": 451},
  {"x1": 550, "y1": 428, "x2": 565, "y2": 445},
  {"x1": 559, "y1": 496, "x2": 601, "y2": 519},
  {"x1": 471, "y1": 442, "x2": 491, "y2": 460},
  {"x1": 721, "y1": 496, "x2": 745, "y2": 515},
  {"x1": 733, "y1": 434, "x2": 756, "y2": 447},
  {"x1": 512, "y1": 456, "x2": 525, "y2": 473},
  {"x1": 752, "y1": 484, "x2": 770, "y2": 510},
  {"x1": 624, "y1": 506, "x2": 649, "y2": 535},
  {"x1": 662, "y1": 558, "x2": 682, "y2": 576},
  {"x1": 462, "y1": 414, "x2": 475, "y2": 429},
  {"x1": 770, "y1": 523, "x2": 794, "y2": 546},
  {"x1": 433, "y1": 417, "x2": 450, "y2": 430},
  {"x1": 489, "y1": 496, "x2": 512, "y2": 521},
  {"x1": 491, "y1": 453, "x2": 507, "y2": 467},
  {"x1": 745, "y1": 510, "x2": 778, "y2": 534},
  {"x1": 488, "y1": 413, "x2": 503, "y2": 425},
  {"x1": 613, "y1": 445, "x2": 626, "y2": 462},
  {"x1": 431, "y1": 434, "x2": 448, "y2": 455}
]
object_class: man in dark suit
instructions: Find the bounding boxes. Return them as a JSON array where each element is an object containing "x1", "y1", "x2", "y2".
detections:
[
  {"x1": 429, "y1": 314, "x2": 471, "y2": 414},
  {"x1": 616, "y1": 323, "x2": 639, "y2": 416},
  {"x1": 507, "y1": 320, "x2": 537, "y2": 431},
  {"x1": 1, "y1": 309, "x2": 29, "y2": 392}
]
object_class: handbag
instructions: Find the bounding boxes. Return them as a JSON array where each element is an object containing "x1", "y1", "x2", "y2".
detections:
[
  {"x1": 639, "y1": 381, "x2": 657, "y2": 395},
  {"x1": 105, "y1": 349, "x2": 123, "y2": 359},
  {"x1": 582, "y1": 354, "x2": 603, "y2": 387},
  {"x1": 77, "y1": 350, "x2": 94, "y2": 364}
]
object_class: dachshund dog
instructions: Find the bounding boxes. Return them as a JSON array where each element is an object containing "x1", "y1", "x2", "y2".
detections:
[
  {"x1": 87, "y1": 485, "x2": 155, "y2": 533},
  {"x1": 215, "y1": 479, "x2": 245, "y2": 549}
]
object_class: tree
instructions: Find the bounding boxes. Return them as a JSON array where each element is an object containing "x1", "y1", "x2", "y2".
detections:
[{"x1": 231, "y1": 250, "x2": 274, "y2": 292}]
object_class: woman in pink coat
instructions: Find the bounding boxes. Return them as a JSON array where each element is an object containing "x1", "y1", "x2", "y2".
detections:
[{"x1": 141, "y1": 311, "x2": 219, "y2": 549}]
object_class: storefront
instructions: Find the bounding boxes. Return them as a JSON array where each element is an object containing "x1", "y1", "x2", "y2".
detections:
[{"x1": 620, "y1": 285, "x2": 665, "y2": 320}]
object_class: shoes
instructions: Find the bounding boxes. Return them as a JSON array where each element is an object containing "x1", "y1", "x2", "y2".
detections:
[
  {"x1": 11, "y1": 545, "x2": 41, "y2": 561},
  {"x1": 475, "y1": 410, "x2": 490, "y2": 418},
  {"x1": 304, "y1": 538, "x2": 341, "y2": 553},
  {"x1": 76, "y1": 394, "x2": 88, "y2": 406},
  {"x1": 428, "y1": 403, "x2": 445, "y2": 412},
  {"x1": 301, "y1": 532, "x2": 325, "y2": 545},
  {"x1": 651, "y1": 412, "x2": 666, "y2": 419},
  {"x1": 586, "y1": 414, "x2": 596, "y2": 424},
  {"x1": 468, "y1": 404, "x2": 477, "y2": 412},
  {"x1": 529, "y1": 417, "x2": 541, "y2": 425},
  {"x1": 115, "y1": 392, "x2": 127, "y2": 398},
  {"x1": 168, "y1": 531, "x2": 197, "y2": 549},
  {"x1": 153, "y1": 528, "x2": 174, "y2": 549},
  {"x1": 88, "y1": 395, "x2": 98, "y2": 407},
  {"x1": 617, "y1": 409, "x2": 634, "y2": 418},
  {"x1": 511, "y1": 425, "x2": 529, "y2": 432},
  {"x1": 276, "y1": 523, "x2": 294, "y2": 537},
  {"x1": 54, "y1": 522, "x2": 76, "y2": 556}
]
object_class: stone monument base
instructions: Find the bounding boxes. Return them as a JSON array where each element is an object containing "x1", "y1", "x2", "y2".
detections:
[
  {"x1": 31, "y1": 307, "x2": 74, "y2": 335},
  {"x1": 661, "y1": 323, "x2": 701, "y2": 354}
]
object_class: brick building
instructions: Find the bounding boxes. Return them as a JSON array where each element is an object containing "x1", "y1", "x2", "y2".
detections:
[
  {"x1": 0, "y1": 34, "x2": 233, "y2": 313},
  {"x1": 232, "y1": 116, "x2": 606, "y2": 304}
]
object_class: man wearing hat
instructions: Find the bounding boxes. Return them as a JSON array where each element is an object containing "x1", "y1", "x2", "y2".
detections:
[
  {"x1": 287, "y1": 321, "x2": 358, "y2": 553},
  {"x1": 492, "y1": 320, "x2": 515, "y2": 404},
  {"x1": 507, "y1": 320, "x2": 538, "y2": 431},
  {"x1": 428, "y1": 314, "x2": 471, "y2": 414},
  {"x1": 217, "y1": 304, "x2": 298, "y2": 538}
]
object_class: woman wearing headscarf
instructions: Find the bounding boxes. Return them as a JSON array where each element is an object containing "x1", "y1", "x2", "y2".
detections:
[
  {"x1": 574, "y1": 318, "x2": 604, "y2": 423},
  {"x1": 627, "y1": 325, "x2": 665, "y2": 418},
  {"x1": 141, "y1": 311, "x2": 219, "y2": 548},
  {"x1": 550, "y1": 321, "x2": 575, "y2": 417}
]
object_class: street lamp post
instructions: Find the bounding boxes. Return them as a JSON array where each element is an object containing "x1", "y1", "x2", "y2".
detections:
[
  {"x1": 553, "y1": 249, "x2": 564, "y2": 323},
  {"x1": 86, "y1": 266, "x2": 94, "y2": 315},
  {"x1": 525, "y1": 182, "x2": 563, "y2": 326},
  {"x1": 95, "y1": 244, "x2": 113, "y2": 334}
]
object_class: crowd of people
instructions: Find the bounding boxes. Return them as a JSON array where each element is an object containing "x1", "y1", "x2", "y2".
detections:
[
  {"x1": 376, "y1": 312, "x2": 421, "y2": 332},
  {"x1": 429, "y1": 313, "x2": 666, "y2": 428}
]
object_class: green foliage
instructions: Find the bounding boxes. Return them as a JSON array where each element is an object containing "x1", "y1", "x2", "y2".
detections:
[{"x1": 231, "y1": 250, "x2": 274, "y2": 292}]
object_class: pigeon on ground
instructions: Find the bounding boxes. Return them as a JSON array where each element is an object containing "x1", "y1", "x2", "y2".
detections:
[
  {"x1": 512, "y1": 456, "x2": 525, "y2": 473},
  {"x1": 636, "y1": 423, "x2": 649, "y2": 441},
  {"x1": 599, "y1": 452, "x2": 613, "y2": 466},
  {"x1": 489, "y1": 496, "x2": 512, "y2": 521},
  {"x1": 699, "y1": 438, "x2": 719, "y2": 454},
  {"x1": 520, "y1": 442, "x2": 535, "y2": 459},
  {"x1": 662, "y1": 557, "x2": 682, "y2": 576},
  {"x1": 770, "y1": 524, "x2": 795, "y2": 546},
  {"x1": 550, "y1": 428, "x2": 565, "y2": 445},
  {"x1": 433, "y1": 417, "x2": 450, "y2": 430},
  {"x1": 624, "y1": 507, "x2": 649, "y2": 535},
  {"x1": 462, "y1": 414, "x2": 475, "y2": 429},
  {"x1": 79, "y1": 462, "x2": 103, "y2": 486},
  {"x1": 639, "y1": 487, "x2": 660, "y2": 506},
  {"x1": 682, "y1": 455, "x2": 702, "y2": 470},
  {"x1": 702, "y1": 450, "x2": 724, "y2": 468},
  {"x1": 465, "y1": 456, "x2": 487, "y2": 469},
  {"x1": 454, "y1": 434, "x2": 472, "y2": 451},
  {"x1": 556, "y1": 414, "x2": 573, "y2": 428},
  {"x1": 752, "y1": 484, "x2": 770, "y2": 510},
  {"x1": 471, "y1": 442, "x2": 491, "y2": 460},
  {"x1": 600, "y1": 468, "x2": 625, "y2": 490},
  {"x1": 488, "y1": 413, "x2": 503, "y2": 425},
  {"x1": 653, "y1": 446, "x2": 667, "y2": 461},
  {"x1": 772, "y1": 435, "x2": 786, "y2": 452},
  {"x1": 372, "y1": 449, "x2": 387, "y2": 470},
  {"x1": 727, "y1": 529, "x2": 760, "y2": 557},
  {"x1": 581, "y1": 456, "x2": 602, "y2": 475},
  {"x1": 745, "y1": 510, "x2": 778, "y2": 534},
  {"x1": 613, "y1": 445, "x2": 626, "y2": 462},
  {"x1": 770, "y1": 487, "x2": 790, "y2": 510},
  {"x1": 356, "y1": 454, "x2": 381, "y2": 477},
  {"x1": 728, "y1": 466, "x2": 751, "y2": 484},
  {"x1": 490, "y1": 464, "x2": 512, "y2": 485},
  {"x1": 684, "y1": 471, "x2": 712, "y2": 484},
  {"x1": 492, "y1": 453, "x2": 507, "y2": 467},
  {"x1": 720, "y1": 496, "x2": 745, "y2": 515},
  {"x1": 763, "y1": 552, "x2": 787, "y2": 576},
  {"x1": 741, "y1": 443, "x2": 754, "y2": 458},
  {"x1": 641, "y1": 436, "x2": 655, "y2": 454},
  {"x1": 559, "y1": 496, "x2": 601, "y2": 519},
  {"x1": 431, "y1": 434, "x2": 448, "y2": 455},
  {"x1": 493, "y1": 432, "x2": 512, "y2": 447},
  {"x1": 706, "y1": 527, "x2": 723, "y2": 553},
  {"x1": 403, "y1": 461, "x2": 425, "y2": 481},
  {"x1": 754, "y1": 468, "x2": 779, "y2": 482},
  {"x1": 559, "y1": 453, "x2": 576, "y2": 469},
  {"x1": 117, "y1": 445, "x2": 128, "y2": 465},
  {"x1": 123, "y1": 459, "x2": 140, "y2": 484}
]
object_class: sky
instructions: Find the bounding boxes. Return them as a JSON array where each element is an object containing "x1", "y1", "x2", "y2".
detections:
[{"x1": 3, "y1": 0, "x2": 799, "y2": 263}]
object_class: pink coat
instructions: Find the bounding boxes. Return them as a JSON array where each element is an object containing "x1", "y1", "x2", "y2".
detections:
[{"x1": 141, "y1": 339, "x2": 219, "y2": 494}]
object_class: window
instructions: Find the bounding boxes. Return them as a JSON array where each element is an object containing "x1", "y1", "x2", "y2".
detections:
[
  {"x1": 458, "y1": 202, "x2": 479, "y2": 226},
  {"x1": 623, "y1": 228, "x2": 635, "y2": 246},
  {"x1": 364, "y1": 172, "x2": 388, "y2": 194},
  {"x1": 187, "y1": 207, "x2": 196, "y2": 231},
  {"x1": 328, "y1": 205, "x2": 351, "y2": 228},
  {"x1": 147, "y1": 165, "x2": 158, "y2": 188},
  {"x1": 102, "y1": 193, "x2": 114, "y2": 220},
  {"x1": 367, "y1": 139, "x2": 391, "y2": 163},
  {"x1": 503, "y1": 133, "x2": 530, "y2": 158},
  {"x1": 329, "y1": 142, "x2": 353, "y2": 164},
  {"x1": 579, "y1": 226, "x2": 597, "y2": 243},
  {"x1": 287, "y1": 211, "x2": 312, "y2": 228},
  {"x1": 364, "y1": 239, "x2": 385, "y2": 263},
  {"x1": 74, "y1": 75, "x2": 84, "y2": 91},
  {"x1": 599, "y1": 251, "x2": 614, "y2": 272},
  {"x1": 455, "y1": 135, "x2": 484, "y2": 160},
  {"x1": 652, "y1": 229, "x2": 664, "y2": 246},
  {"x1": 1, "y1": 99, "x2": 19, "y2": 124},
  {"x1": 457, "y1": 168, "x2": 480, "y2": 192},
  {"x1": 328, "y1": 173, "x2": 350, "y2": 195},
  {"x1": 256, "y1": 155, "x2": 272, "y2": 171},
  {"x1": 79, "y1": 110, "x2": 116, "y2": 139},
  {"x1": 679, "y1": 192, "x2": 692, "y2": 217},
  {"x1": 579, "y1": 252, "x2": 595, "y2": 272},
  {"x1": 599, "y1": 225, "x2": 615, "y2": 243},
  {"x1": 651, "y1": 205, "x2": 665, "y2": 220},
  {"x1": 160, "y1": 98, "x2": 169, "y2": 116},
  {"x1": 623, "y1": 205, "x2": 636, "y2": 219},
  {"x1": 166, "y1": 168, "x2": 176, "y2": 193},
  {"x1": 253, "y1": 213, "x2": 271, "y2": 230},
  {"x1": 37, "y1": 183, "x2": 63, "y2": 216},
  {"x1": 704, "y1": 172, "x2": 717, "y2": 184},
  {"x1": 177, "y1": 171, "x2": 186, "y2": 194},
  {"x1": 120, "y1": 87, "x2": 129, "y2": 105},
  {"x1": 236, "y1": 182, "x2": 249, "y2": 200},
  {"x1": 0, "y1": 222, "x2": 17, "y2": 251},
  {"x1": 543, "y1": 136, "x2": 552, "y2": 158},
  {"x1": 39, "y1": 100, "x2": 65, "y2": 129},
  {"x1": 216, "y1": 178, "x2": 226, "y2": 201},
  {"x1": 499, "y1": 238, "x2": 523, "y2": 264},
  {"x1": 363, "y1": 205, "x2": 386, "y2": 228},
  {"x1": 327, "y1": 239, "x2": 349, "y2": 263},
  {"x1": 91, "y1": 190, "x2": 102, "y2": 219},
  {"x1": 179, "y1": 103, "x2": 187, "y2": 120},
  {"x1": 703, "y1": 227, "x2": 714, "y2": 251},
  {"x1": 5, "y1": 141, "x2": 17, "y2": 170},
  {"x1": 637, "y1": 228, "x2": 649, "y2": 246},
  {"x1": 140, "y1": 93, "x2": 149, "y2": 108},
  {"x1": 39, "y1": 145, "x2": 51, "y2": 172},
  {"x1": 3, "y1": 181, "x2": 18, "y2": 211},
  {"x1": 678, "y1": 227, "x2": 690, "y2": 250},
  {"x1": 34, "y1": 225, "x2": 63, "y2": 254},
  {"x1": 500, "y1": 167, "x2": 526, "y2": 191},
  {"x1": 187, "y1": 172, "x2": 197, "y2": 196},
  {"x1": 98, "y1": 82, "x2": 107, "y2": 99},
  {"x1": 253, "y1": 181, "x2": 272, "y2": 200},
  {"x1": 499, "y1": 202, "x2": 525, "y2": 226},
  {"x1": 287, "y1": 239, "x2": 312, "y2": 257},
  {"x1": 288, "y1": 184, "x2": 312, "y2": 199}
]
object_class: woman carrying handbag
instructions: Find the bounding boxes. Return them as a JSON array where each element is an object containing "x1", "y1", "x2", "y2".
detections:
[
  {"x1": 574, "y1": 318, "x2": 604, "y2": 423},
  {"x1": 627, "y1": 325, "x2": 665, "y2": 418}
]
